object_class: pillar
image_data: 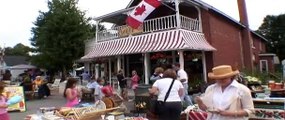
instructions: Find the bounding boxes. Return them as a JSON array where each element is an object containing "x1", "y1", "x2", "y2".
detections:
[
  {"x1": 117, "y1": 56, "x2": 121, "y2": 71},
  {"x1": 175, "y1": 0, "x2": 181, "y2": 28},
  {"x1": 178, "y1": 50, "x2": 184, "y2": 69},
  {"x1": 172, "y1": 51, "x2": 176, "y2": 64},
  {"x1": 202, "y1": 51, "x2": 207, "y2": 83},
  {"x1": 108, "y1": 58, "x2": 112, "y2": 85},
  {"x1": 144, "y1": 53, "x2": 150, "y2": 84},
  {"x1": 95, "y1": 64, "x2": 99, "y2": 79}
]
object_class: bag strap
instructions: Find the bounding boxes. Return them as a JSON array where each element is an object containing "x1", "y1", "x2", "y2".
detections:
[{"x1": 163, "y1": 79, "x2": 175, "y2": 102}]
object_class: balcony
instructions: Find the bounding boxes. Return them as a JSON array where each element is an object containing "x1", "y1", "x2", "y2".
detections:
[{"x1": 96, "y1": 15, "x2": 200, "y2": 42}]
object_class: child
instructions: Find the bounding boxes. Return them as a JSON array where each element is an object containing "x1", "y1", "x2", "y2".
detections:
[
  {"x1": 63, "y1": 78, "x2": 80, "y2": 107},
  {"x1": 0, "y1": 82, "x2": 10, "y2": 120},
  {"x1": 131, "y1": 70, "x2": 140, "y2": 93},
  {"x1": 94, "y1": 78, "x2": 105, "y2": 102}
]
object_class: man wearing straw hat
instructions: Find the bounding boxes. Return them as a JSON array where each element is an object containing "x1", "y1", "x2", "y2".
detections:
[{"x1": 195, "y1": 65, "x2": 254, "y2": 120}]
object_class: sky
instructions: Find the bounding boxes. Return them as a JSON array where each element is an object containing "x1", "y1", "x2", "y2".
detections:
[{"x1": 0, "y1": 0, "x2": 284, "y2": 48}]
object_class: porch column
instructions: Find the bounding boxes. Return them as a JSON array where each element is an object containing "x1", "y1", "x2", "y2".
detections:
[
  {"x1": 144, "y1": 53, "x2": 150, "y2": 84},
  {"x1": 108, "y1": 58, "x2": 112, "y2": 85},
  {"x1": 117, "y1": 56, "x2": 121, "y2": 71},
  {"x1": 178, "y1": 50, "x2": 184, "y2": 69},
  {"x1": 202, "y1": 51, "x2": 207, "y2": 83},
  {"x1": 172, "y1": 51, "x2": 176, "y2": 64},
  {"x1": 122, "y1": 56, "x2": 125, "y2": 74},
  {"x1": 195, "y1": 6, "x2": 202, "y2": 32},
  {"x1": 175, "y1": 0, "x2": 181, "y2": 28},
  {"x1": 84, "y1": 62, "x2": 89, "y2": 73},
  {"x1": 95, "y1": 64, "x2": 99, "y2": 79},
  {"x1": 95, "y1": 20, "x2": 101, "y2": 43}
]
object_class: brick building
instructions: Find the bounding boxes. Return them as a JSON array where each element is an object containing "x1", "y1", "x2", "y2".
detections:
[{"x1": 80, "y1": 0, "x2": 275, "y2": 85}]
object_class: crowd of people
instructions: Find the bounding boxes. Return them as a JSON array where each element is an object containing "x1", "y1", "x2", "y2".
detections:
[
  {"x1": 146, "y1": 64, "x2": 254, "y2": 120},
  {"x1": 0, "y1": 64, "x2": 255, "y2": 120}
]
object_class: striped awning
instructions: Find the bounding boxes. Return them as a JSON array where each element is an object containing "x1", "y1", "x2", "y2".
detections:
[{"x1": 81, "y1": 29, "x2": 215, "y2": 60}]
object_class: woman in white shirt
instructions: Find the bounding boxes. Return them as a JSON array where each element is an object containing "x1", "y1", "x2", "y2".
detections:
[
  {"x1": 149, "y1": 69, "x2": 184, "y2": 120},
  {"x1": 195, "y1": 65, "x2": 254, "y2": 120}
]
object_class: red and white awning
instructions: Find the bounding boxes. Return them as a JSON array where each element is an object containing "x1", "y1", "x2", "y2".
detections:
[{"x1": 81, "y1": 29, "x2": 216, "y2": 60}]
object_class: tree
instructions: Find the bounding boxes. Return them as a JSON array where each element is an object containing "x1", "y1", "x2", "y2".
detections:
[
  {"x1": 30, "y1": 0, "x2": 94, "y2": 79},
  {"x1": 4, "y1": 43, "x2": 31, "y2": 57},
  {"x1": 256, "y1": 14, "x2": 285, "y2": 61}
]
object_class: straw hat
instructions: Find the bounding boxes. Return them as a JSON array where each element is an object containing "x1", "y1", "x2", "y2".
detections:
[{"x1": 208, "y1": 65, "x2": 239, "y2": 79}]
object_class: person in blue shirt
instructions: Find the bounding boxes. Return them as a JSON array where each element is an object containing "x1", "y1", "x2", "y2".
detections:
[
  {"x1": 150, "y1": 67, "x2": 164, "y2": 84},
  {"x1": 81, "y1": 71, "x2": 90, "y2": 83}
]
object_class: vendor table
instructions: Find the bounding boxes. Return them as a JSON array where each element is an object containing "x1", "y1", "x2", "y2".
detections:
[
  {"x1": 253, "y1": 98, "x2": 285, "y2": 109},
  {"x1": 270, "y1": 89, "x2": 285, "y2": 97},
  {"x1": 252, "y1": 98, "x2": 285, "y2": 119}
]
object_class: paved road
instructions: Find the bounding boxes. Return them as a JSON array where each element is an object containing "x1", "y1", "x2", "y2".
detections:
[{"x1": 9, "y1": 89, "x2": 136, "y2": 120}]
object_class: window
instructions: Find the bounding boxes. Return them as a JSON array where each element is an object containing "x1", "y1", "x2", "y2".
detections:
[{"x1": 259, "y1": 60, "x2": 268, "y2": 73}]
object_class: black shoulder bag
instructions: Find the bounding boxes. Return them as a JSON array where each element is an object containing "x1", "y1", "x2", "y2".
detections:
[{"x1": 151, "y1": 79, "x2": 175, "y2": 115}]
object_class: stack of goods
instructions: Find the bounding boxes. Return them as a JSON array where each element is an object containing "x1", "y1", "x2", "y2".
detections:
[
  {"x1": 253, "y1": 109, "x2": 285, "y2": 119},
  {"x1": 102, "y1": 93, "x2": 124, "y2": 109},
  {"x1": 268, "y1": 80, "x2": 284, "y2": 90},
  {"x1": 55, "y1": 105, "x2": 119, "y2": 120},
  {"x1": 245, "y1": 76, "x2": 263, "y2": 91}
]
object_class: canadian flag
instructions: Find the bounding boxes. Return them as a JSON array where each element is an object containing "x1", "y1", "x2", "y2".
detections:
[{"x1": 126, "y1": 0, "x2": 161, "y2": 29}]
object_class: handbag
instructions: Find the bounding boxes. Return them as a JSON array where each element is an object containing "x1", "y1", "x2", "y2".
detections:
[{"x1": 150, "y1": 79, "x2": 175, "y2": 115}]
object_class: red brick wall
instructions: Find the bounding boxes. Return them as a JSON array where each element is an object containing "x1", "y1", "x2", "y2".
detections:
[
  {"x1": 201, "y1": 10, "x2": 214, "y2": 73},
  {"x1": 252, "y1": 34, "x2": 266, "y2": 54},
  {"x1": 201, "y1": 10, "x2": 243, "y2": 70},
  {"x1": 252, "y1": 34, "x2": 268, "y2": 70}
]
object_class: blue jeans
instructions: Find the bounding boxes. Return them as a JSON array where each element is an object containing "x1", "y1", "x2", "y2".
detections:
[{"x1": 181, "y1": 83, "x2": 193, "y2": 106}]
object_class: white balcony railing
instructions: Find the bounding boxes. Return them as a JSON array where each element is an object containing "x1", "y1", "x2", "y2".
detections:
[
  {"x1": 96, "y1": 15, "x2": 200, "y2": 42},
  {"x1": 180, "y1": 15, "x2": 200, "y2": 31},
  {"x1": 143, "y1": 15, "x2": 177, "y2": 33}
]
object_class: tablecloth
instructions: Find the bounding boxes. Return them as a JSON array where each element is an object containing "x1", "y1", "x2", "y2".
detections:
[{"x1": 188, "y1": 111, "x2": 207, "y2": 120}]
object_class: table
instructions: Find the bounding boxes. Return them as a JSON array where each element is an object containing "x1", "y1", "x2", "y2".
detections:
[
  {"x1": 253, "y1": 98, "x2": 285, "y2": 109},
  {"x1": 252, "y1": 98, "x2": 285, "y2": 119},
  {"x1": 270, "y1": 89, "x2": 285, "y2": 97}
]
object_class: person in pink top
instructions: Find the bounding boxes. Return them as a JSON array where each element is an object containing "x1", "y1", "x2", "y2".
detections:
[
  {"x1": 0, "y1": 82, "x2": 10, "y2": 120},
  {"x1": 64, "y1": 78, "x2": 80, "y2": 107},
  {"x1": 131, "y1": 70, "x2": 140, "y2": 93}
]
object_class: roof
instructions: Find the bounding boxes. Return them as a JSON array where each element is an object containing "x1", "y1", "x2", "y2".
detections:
[
  {"x1": 9, "y1": 64, "x2": 36, "y2": 69},
  {"x1": 191, "y1": 0, "x2": 268, "y2": 42},
  {"x1": 191, "y1": 0, "x2": 244, "y2": 27},
  {"x1": 251, "y1": 31, "x2": 268, "y2": 42},
  {"x1": 3, "y1": 56, "x2": 30, "y2": 66},
  {"x1": 93, "y1": 6, "x2": 135, "y2": 25}
]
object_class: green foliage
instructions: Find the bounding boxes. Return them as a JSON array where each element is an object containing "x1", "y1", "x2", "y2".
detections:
[
  {"x1": 256, "y1": 14, "x2": 285, "y2": 61},
  {"x1": 30, "y1": 0, "x2": 94, "y2": 73},
  {"x1": 4, "y1": 43, "x2": 31, "y2": 57},
  {"x1": 241, "y1": 68, "x2": 282, "y2": 84}
]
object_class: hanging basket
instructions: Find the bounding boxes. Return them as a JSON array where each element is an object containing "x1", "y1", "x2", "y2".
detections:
[{"x1": 150, "y1": 53, "x2": 166, "y2": 60}]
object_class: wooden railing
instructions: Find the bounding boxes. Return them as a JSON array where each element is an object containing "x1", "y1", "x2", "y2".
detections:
[{"x1": 96, "y1": 15, "x2": 200, "y2": 42}]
